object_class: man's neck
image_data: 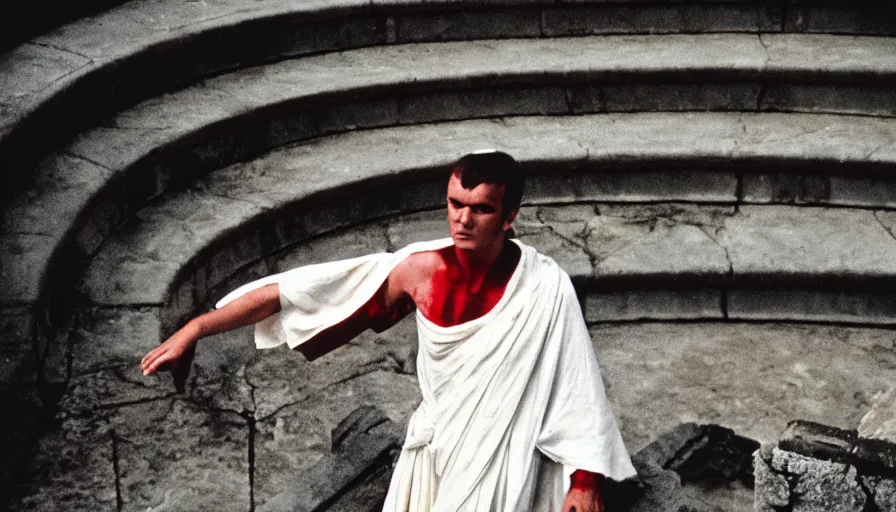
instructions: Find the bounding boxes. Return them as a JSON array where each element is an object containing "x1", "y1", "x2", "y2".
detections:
[{"x1": 453, "y1": 237, "x2": 506, "y2": 283}]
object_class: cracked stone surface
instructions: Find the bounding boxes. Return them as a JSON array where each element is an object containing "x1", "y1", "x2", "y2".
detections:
[
  {"x1": 9, "y1": 111, "x2": 896, "y2": 323},
  {"x1": 595, "y1": 322, "x2": 896, "y2": 451}
]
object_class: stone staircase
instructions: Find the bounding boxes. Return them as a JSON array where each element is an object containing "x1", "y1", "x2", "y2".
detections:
[{"x1": 2, "y1": 0, "x2": 896, "y2": 510}]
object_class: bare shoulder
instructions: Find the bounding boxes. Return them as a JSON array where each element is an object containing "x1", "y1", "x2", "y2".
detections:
[{"x1": 390, "y1": 249, "x2": 446, "y2": 290}]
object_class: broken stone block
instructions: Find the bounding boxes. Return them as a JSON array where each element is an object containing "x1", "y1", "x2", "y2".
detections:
[
  {"x1": 258, "y1": 406, "x2": 400, "y2": 512},
  {"x1": 859, "y1": 387, "x2": 896, "y2": 443}
]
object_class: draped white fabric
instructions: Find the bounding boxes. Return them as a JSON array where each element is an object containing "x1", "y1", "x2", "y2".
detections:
[{"x1": 217, "y1": 238, "x2": 636, "y2": 510}]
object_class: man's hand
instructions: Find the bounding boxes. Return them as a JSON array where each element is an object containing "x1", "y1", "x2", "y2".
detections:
[
  {"x1": 562, "y1": 487, "x2": 604, "y2": 512},
  {"x1": 140, "y1": 323, "x2": 199, "y2": 393}
]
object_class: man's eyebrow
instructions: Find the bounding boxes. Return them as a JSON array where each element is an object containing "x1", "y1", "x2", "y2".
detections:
[{"x1": 448, "y1": 197, "x2": 495, "y2": 210}]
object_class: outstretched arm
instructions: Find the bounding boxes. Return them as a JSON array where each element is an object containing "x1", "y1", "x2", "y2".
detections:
[{"x1": 140, "y1": 283, "x2": 281, "y2": 390}]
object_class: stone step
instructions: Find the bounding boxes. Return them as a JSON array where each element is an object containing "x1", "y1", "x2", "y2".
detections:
[
  {"x1": 81, "y1": 195, "x2": 896, "y2": 339},
  {"x1": 19, "y1": 307, "x2": 896, "y2": 509},
  {"x1": 4, "y1": 111, "x2": 896, "y2": 385},
  {"x1": 5, "y1": 32, "x2": 892, "y2": 200},
  {"x1": 1, "y1": 0, "x2": 893, "y2": 190},
  {"x1": 4, "y1": 33, "x2": 893, "y2": 314}
]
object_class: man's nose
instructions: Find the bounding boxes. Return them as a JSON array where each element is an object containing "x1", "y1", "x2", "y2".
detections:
[{"x1": 458, "y1": 207, "x2": 472, "y2": 225}]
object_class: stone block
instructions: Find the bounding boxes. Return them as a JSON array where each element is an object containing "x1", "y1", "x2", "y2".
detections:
[
  {"x1": 0, "y1": 234, "x2": 54, "y2": 305},
  {"x1": 0, "y1": 349, "x2": 37, "y2": 384},
  {"x1": 770, "y1": 448, "x2": 867, "y2": 512},
  {"x1": 254, "y1": 371, "x2": 420, "y2": 506},
  {"x1": 112, "y1": 398, "x2": 251, "y2": 511},
  {"x1": 742, "y1": 173, "x2": 833, "y2": 205},
  {"x1": 862, "y1": 475, "x2": 896, "y2": 511},
  {"x1": 12, "y1": 411, "x2": 117, "y2": 511},
  {"x1": 515, "y1": 225, "x2": 593, "y2": 280},
  {"x1": 722, "y1": 205, "x2": 896, "y2": 288},
  {"x1": 396, "y1": 7, "x2": 541, "y2": 42},
  {"x1": 316, "y1": 98, "x2": 399, "y2": 135},
  {"x1": 585, "y1": 289, "x2": 723, "y2": 322},
  {"x1": 397, "y1": 87, "x2": 569, "y2": 124},
  {"x1": 754, "y1": 447, "x2": 791, "y2": 510},
  {"x1": 386, "y1": 209, "x2": 448, "y2": 250},
  {"x1": 0, "y1": 306, "x2": 31, "y2": 349},
  {"x1": 69, "y1": 307, "x2": 162, "y2": 376},
  {"x1": 859, "y1": 387, "x2": 896, "y2": 443},
  {"x1": 762, "y1": 84, "x2": 896, "y2": 117},
  {"x1": 275, "y1": 222, "x2": 391, "y2": 273},
  {"x1": 593, "y1": 223, "x2": 730, "y2": 288},
  {"x1": 728, "y1": 289, "x2": 896, "y2": 325},
  {"x1": 574, "y1": 171, "x2": 738, "y2": 204},
  {"x1": 542, "y1": 4, "x2": 772, "y2": 36},
  {"x1": 596, "y1": 83, "x2": 760, "y2": 113},
  {"x1": 784, "y1": 5, "x2": 896, "y2": 36}
]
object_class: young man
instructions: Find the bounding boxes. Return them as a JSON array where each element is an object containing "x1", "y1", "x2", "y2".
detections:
[{"x1": 141, "y1": 150, "x2": 636, "y2": 511}]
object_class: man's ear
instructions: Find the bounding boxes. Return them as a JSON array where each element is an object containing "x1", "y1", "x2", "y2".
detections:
[{"x1": 503, "y1": 209, "x2": 519, "y2": 231}]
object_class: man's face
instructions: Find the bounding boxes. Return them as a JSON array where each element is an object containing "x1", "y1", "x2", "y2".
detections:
[{"x1": 446, "y1": 173, "x2": 517, "y2": 253}]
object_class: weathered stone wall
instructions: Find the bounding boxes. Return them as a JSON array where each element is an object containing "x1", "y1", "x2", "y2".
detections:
[{"x1": 754, "y1": 421, "x2": 896, "y2": 511}]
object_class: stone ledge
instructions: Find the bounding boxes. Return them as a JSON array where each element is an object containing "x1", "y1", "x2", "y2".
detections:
[
  {"x1": 4, "y1": 0, "x2": 881, "y2": 179},
  {"x1": 778, "y1": 420, "x2": 896, "y2": 478},
  {"x1": 1, "y1": 1, "x2": 892, "y2": 191}
]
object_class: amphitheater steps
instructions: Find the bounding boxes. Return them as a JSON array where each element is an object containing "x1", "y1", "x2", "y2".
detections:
[
  {"x1": 16, "y1": 208, "x2": 896, "y2": 510},
  {"x1": 2, "y1": 0, "x2": 894, "y2": 186},
  {"x1": 1, "y1": 28, "x2": 891, "y2": 383}
]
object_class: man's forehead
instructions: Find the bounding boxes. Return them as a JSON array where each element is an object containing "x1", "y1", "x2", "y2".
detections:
[{"x1": 447, "y1": 173, "x2": 506, "y2": 202}]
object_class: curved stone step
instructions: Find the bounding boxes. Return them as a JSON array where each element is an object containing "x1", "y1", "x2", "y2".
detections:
[
  {"x1": 3, "y1": 33, "x2": 893, "y2": 305},
  {"x1": 1, "y1": 0, "x2": 892, "y2": 189},
  {"x1": 4, "y1": 111, "x2": 896, "y2": 386},
  {"x1": 31, "y1": 223, "x2": 896, "y2": 509}
]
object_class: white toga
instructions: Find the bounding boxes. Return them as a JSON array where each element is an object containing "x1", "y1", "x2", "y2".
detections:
[{"x1": 217, "y1": 238, "x2": 637, "y2": 511}]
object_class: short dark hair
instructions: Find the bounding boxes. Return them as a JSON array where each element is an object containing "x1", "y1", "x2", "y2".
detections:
[{"x1": 451, "y1": 150, "x2": 525, "y2": 217}]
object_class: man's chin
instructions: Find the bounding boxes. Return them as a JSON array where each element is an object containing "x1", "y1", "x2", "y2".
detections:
[{"x1": 452, "y1": 237, "x2": 478, "y2": 250}]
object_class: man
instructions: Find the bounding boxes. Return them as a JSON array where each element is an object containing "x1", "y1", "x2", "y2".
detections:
[{"x1": 141, "y1": 150, "x2": 636, "y2": 511}]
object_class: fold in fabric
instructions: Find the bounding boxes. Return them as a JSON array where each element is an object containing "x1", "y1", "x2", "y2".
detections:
[{"x1": 218, "y1": 238, "x2": 636, "y2": 510}]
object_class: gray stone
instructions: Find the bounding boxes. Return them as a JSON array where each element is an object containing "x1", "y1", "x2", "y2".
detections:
[
  {"x1": 727, "y1": 289, "x2": 896, "y2": 325},
  {"x1": 0, "y1": 348, "x2": 37, "y2": 384},
  {"x1": 396, "y1": 7, "x2": 541, "y2": 42},
  {"x1": 600, "y1": 83, "x2": 760, "y2": 113},
  {"x1": 258, "y1": 432, "x2": 396, "y2": 512},
  {"x1": 385, "y1": 209, "x2": 447, "y2": 251},
  {"x1": 254, "y1": 371, "x2": 420, "y2": 506},
  {"x1": 275, "y1": 222, "x2": 391, "y2": 272},
  {"x1": 69, "y1": 307, "x2": 162, "y2": 376},
  {"x1": 0, "y1": 42, "x2": 90, "y2": 134},
  {"x1": 0, "y1": 306, "x2": 31, "y2": 348},
  {"x1": 0, "y1": 233, "x2": 54, "y2": 305},
  {"x1": 79, "y1": 192, "x2": 263, "y2": 306},
  {"x1": 764, "y1": 34, "x2": 896, "y2": 76},
  {"x1": 858, "y1": 387, "x2": 896, "y2": 443},
  {"x1": 770, "y1": 448, "x2": 867, "y2": 512},
  {"x1": 627, "y1": 460, "x2": 682, "y2": 512},
  {"x1": 542, "y1": 4, "x2": 774, "y2": 36},
  {"x1": 753, "y1": 448, "x2": 791, "y2": 510},
  {"x1": 722, "y1": 205, "x2": 896, "y2": 287},
  {"x1": 575, "y1": 171, "x2": 738, "y2": 204},
  {"x1": 785, "y1": 5, "x2": 896, "y2": 36},
  {"x1": 515, "y1": 223, "x2": 593, "y2": 280},
  {"x1": 595, "y1": 222, "x2": 730, "y2": 287},
  {"x1": 13, "y1": 415, "x2": 118, "y2": 511},
  {"x1": 0, "y1": 153, "x2": 113, "y2": 238},
  {"x1": 398, "y1": 87, "x2": 569, "y2": 124},
  {"x1": 111, "y1": 398, "x2": 251, "y2": 512},
  {"x1": 762, "y1": 85, "x2": 896, "y2": 117},
  {"x1": 862, "y1": 475, "x2": 896, "y2": 511},
  {"x1": 592, "y1": 322, "x2": 896, "y2": 450},
  {"x1": 742, "y1": 173, "x2": 835, "y2": 206},
  {"x1": 585, "y1": 289, "x2": 723, "y2": 322}
]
